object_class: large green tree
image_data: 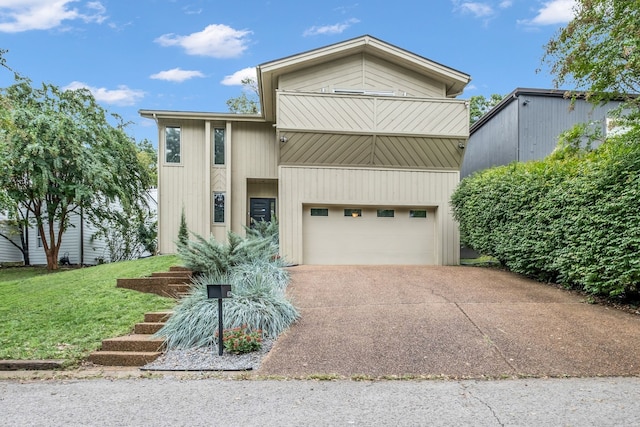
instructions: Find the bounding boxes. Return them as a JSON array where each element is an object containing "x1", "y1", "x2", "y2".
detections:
[
  {"x1": 0, "y1": 80, "x2": 152, "y2": 269},
  {"x1": 543, "y1": 0, "x2": 640, "y2": 106}
]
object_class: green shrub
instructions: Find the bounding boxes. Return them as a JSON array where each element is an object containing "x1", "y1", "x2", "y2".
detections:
[
  {"x1": 452, "y1": 129, "x2": 640, "y2": 297},
  {"x1": 221, "y1": 326, "x2": 262, "y2": 354},
  {"x1": 177, "y1": 229, "x2": 281, "y2": 276}
]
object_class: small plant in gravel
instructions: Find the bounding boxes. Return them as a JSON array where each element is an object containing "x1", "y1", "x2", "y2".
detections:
[{"x1": 221, "y1": 326, "x2": 262, "y2": 354}]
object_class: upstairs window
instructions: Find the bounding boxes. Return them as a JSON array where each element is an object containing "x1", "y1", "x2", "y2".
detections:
[
  {"x1": 214, "y1": 128, "x2": 225, "y2": 165},
  {"x1": 165, "y1": 126, "x2": 181, "y2": 163}
]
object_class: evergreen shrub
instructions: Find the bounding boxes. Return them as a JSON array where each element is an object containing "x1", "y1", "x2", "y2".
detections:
[{"x1": 451, "y1": 129, "x2": 640, "y2": 297}]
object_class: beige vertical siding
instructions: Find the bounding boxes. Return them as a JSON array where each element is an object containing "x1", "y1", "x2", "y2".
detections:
[
  {"x1": 278, "y1": 55, "x2": 364, "y2": 92},
  {"x1": 230, "y1": 122, "x2": 278, "y2": 234},
  {"x1": 278, "y1": 53, "x2": 445, "y2": 96},
  {"x1": 158, "y1": 119, "x2": 208, "y2": 254},
  {"x1": 279, "y1": 166, "x2": 460, "y2": 265},
  {"x1": 363, "y1": 55, "x2": 444, "y2": 97}
]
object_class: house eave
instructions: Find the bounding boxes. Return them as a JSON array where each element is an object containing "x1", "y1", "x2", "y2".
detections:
[{"x1": 139, "y1": 109, "x2": 268, "y2": 123}]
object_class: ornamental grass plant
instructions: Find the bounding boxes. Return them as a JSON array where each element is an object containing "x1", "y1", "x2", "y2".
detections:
[{"x1": 158, "y1": 220, "x2": 298, "y2": 350}]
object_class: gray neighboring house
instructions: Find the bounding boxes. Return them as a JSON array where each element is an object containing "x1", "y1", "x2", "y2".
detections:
[{"x1": 461, "y1": 88, "x2": 625, "y2": 179}]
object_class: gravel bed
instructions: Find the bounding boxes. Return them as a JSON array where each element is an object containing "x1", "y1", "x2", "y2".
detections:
[{"x1": 141, "y1": 339, "x2": 274, "y2": 372}]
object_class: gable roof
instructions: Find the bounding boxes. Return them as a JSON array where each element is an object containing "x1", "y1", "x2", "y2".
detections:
[
  {"x1": 469, "y1": 88, "x2": 571, "y2": 135},
  {"x1": 257, "y1": 35, "x2": 471, "y2": 122}
]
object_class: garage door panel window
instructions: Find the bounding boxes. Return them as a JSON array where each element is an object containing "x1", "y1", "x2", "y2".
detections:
[
  {"x1": 410, "y1": 210, "x2": 427, "y2": 218},
  {"x1": 310, "y1": 208, "x2": 329, "y2": 216},
  {"x1": 377, "y1": 209, "x2": 394, "y2": 218},
  {"x1": 344, "y1": 208, "x2": 362, "y2": 217}
]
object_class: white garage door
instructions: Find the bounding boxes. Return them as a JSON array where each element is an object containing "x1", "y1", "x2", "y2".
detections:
[{"x1": 302, "y1": 206, "x2": 436, "y2": 265}]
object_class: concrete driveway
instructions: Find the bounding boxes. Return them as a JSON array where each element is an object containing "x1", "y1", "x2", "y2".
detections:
[{"x1": 257, "y1": 265, "x2": 640, "y2": 378}]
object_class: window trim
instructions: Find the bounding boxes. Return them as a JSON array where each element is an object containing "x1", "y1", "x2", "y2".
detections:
[
  {"x1": 213, "y1": 192, "x2": 225, "y2": 224},
  {"x1": 213, "y1": 127, "x2": 225, "y2": 166},
  {"x1": 409, "y1": 209, "x2": 428, "y2": 218},
  {"x1": 310, "y1": 208, "x2": 329, "y2": 217},
  {"x1": 164, "y1": 125, "x2": 182, "y2": 165},
  {"x1": 377, "y1": 209, "x2": 395, "y2": 218}
]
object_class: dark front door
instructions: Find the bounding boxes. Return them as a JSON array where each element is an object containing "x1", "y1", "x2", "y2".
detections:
[{"x1": 250, "y1": 198, "x2": 276, "y2": 225}]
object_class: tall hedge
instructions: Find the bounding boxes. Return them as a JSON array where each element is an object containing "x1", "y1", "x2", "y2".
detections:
[{"x1": 451, "y1": 130, "x2": 640, "y2": 297}]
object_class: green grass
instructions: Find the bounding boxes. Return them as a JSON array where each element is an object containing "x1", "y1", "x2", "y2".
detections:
[
  {"x1": 0, "y1": 255, "x2": 180, "y2": 366},
  {"x1": 460, "y1": 255, "x2": 500, "y2": 266},
  {"x1": 0, "y1": 266, "x2": 56, "y2": 283}
]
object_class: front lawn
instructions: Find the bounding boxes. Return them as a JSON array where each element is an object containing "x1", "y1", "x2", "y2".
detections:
[{"x1": 0, "y1": 255, "x2": 179, "y2": 365}]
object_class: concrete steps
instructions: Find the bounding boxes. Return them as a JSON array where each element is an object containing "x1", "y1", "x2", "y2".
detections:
[
  {"x1": 116, "y1": 269, "x2": 193, "y2": 298},
  {"x1": 88, "y1": 310, "x2": 174, "y2": 367},
  {"x1": 88, "y1": 351, "x2": 163, "y2": 367},
  {"x1": 88, "y1": 267, "x2": 194, "y2": 367}
]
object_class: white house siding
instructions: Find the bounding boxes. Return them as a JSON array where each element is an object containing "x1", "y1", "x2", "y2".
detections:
[
  {"x1": 28, "y1": 212, "x2": 108, "y2": 266},
  {"x1": 0, "y1": 216, "x2": 24, "y2": 263},
  {"x1": 279, "y1": 166, "x2": 460, "y2": 265}
]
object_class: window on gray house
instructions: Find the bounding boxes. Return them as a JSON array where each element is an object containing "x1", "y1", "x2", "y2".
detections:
[
  {"x1": 410, "y1": 210, "x2": 427, "y2": 218},
  {"x1": 165, "y1": 126, "x2": 181, "y2": 163}
]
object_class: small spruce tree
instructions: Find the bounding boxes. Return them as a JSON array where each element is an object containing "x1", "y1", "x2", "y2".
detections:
[{"x1": 178, "y1": 207, "x2": 189, "y2": 248}]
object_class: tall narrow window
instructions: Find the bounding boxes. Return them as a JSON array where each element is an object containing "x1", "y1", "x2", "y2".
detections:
[
  {"x1": 214, "y1": 128, "x2": 225, "y2": 165},
  {"x1": 213, "y1": 192, "x2": 225, "y2": 223},
  {"x1": 36, "y1": 234, "x2": 43, "y2": 248},
  {"x1": 165, "y1": 126, "x2": 181, "y2": 163}
]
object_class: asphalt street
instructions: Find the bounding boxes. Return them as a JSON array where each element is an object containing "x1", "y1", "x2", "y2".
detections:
[{"x1": 2, "y1": 376, "x2": 639, "y2": 426}]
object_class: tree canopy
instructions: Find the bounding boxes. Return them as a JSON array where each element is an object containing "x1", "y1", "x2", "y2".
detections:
[
  {"x1": 469, "y1": 94, "x2": 504, "y2": 125},
  {"x1": 543, "y1": 0, "x2": 640, "y2": 106},
  {"x1": 226, "y1": 78, "x2": 260, "y2": 114},
  {"x1": 0, "y1": 79, "x2": 152, "y2": 269}
]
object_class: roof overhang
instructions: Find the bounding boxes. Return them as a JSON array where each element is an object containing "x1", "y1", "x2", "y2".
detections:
[
  {"x1": 257, "y1": 35, "x2": 471, "y2": 122},
  {"x1": 139, "y1": 109, "x2": 267, "y2": 122},
  {"x1": 470, "y1": 88, "x2": 583, "y2": 135}
]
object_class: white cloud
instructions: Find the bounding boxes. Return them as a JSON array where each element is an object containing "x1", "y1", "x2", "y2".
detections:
[
  {"x1": 63, "y1": 81, "x2": 144, "y2": 106},
  {"x1": 155, "y1": 24, "x2": 252, "y2": 58},
  {"x1": 0, "y1": 0, "x2": 107, "y2": 33},
  {"x1": 303, "y1": 18, "x2": 360, "y2": 37},
  {"x1": 460, "y1": 2, "x2": 494, "y2": 17},
  {"x1": 221, "y1": 67, "x2": 257, "y2": 86},
  {"x1": 451, "y1": 1, "x2": 494, "y2": 18},
  {"x1": 520, "y1": 0, "x2": 576, "y2": 26},
  {"x1": 499, "y1": 1, "x2": 513, "y2": 8},
  {"x1": 150, "y1": 68, "x2": 205, "y2": 83}
]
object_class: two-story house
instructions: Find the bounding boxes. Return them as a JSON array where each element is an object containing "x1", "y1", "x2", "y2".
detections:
[{"x1": 140, "y1": 35, "x2": 471, "y2": 265}]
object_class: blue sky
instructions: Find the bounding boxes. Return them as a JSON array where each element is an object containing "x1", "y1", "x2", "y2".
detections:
[{"x1": 0, "y1": 0, "x2": 576, "y2": 145}]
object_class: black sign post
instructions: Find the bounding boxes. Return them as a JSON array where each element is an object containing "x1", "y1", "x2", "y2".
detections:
[{"x1": 206, "y1": 284, "x2": 232, "y2": 356}]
